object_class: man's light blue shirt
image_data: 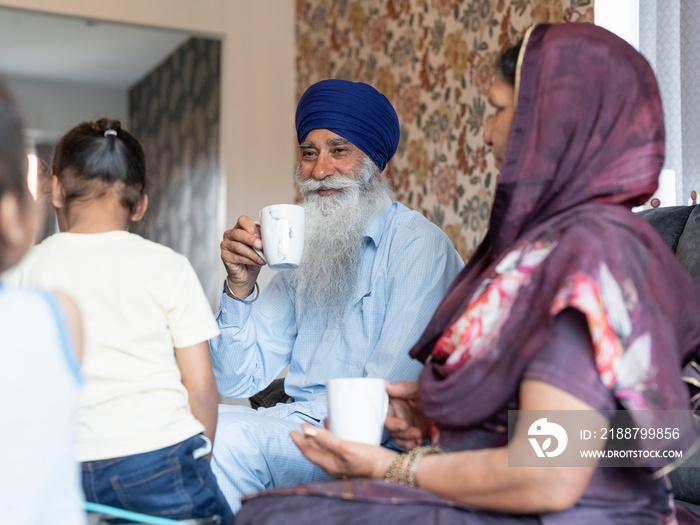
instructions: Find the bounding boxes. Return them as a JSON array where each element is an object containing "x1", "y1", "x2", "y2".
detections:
[{"x1": 210, "y1": 193, "x2": 464, "y2": 422}]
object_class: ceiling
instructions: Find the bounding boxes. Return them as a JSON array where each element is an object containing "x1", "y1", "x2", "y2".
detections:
[{"x1": 0, "y1": 6, "x2": 192, "y2": 88}]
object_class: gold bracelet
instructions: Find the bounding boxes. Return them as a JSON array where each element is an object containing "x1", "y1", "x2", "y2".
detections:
[
  {"x1": 406, "y1": 446, "x2": 445, "y2": 487},
  {"x1": 384, "y1": 452, "x2": 408, "y2": 484},
  {"x1": 384, "y1": 446, "x2": 445, "y2": 487},
  {"x1": 397, "y1": 452, "x2": 411, "y2": 485}
]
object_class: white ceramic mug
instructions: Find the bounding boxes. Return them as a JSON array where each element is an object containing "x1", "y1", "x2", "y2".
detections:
[
  {"x1": 255, "y1": 204, "x2": 305, "y2": 270},
  {"x1": 326, "y1": 377, "x2": 389, "y2": 446}
]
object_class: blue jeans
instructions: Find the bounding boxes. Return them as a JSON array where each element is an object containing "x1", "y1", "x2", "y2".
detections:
[{"x1": 82, "y1": 434, "x2": 233, "y2": 524}]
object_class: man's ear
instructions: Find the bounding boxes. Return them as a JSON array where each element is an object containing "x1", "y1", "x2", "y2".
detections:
[
  {"x1": 51, "y1": 175, "x2": 64, "y2": 209},
  {"x1": 130, "y1": 194, "x2": 148, "y2": 222}
]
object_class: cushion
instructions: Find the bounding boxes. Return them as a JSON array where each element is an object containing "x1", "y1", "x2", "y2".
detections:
[
  {"x1": 675, "y1": 206, "x2": 700, "y2": 285},
  {"x1": 639, "y1": 205, "x2": 700, "y2": 285},
  {"x1": 249, "y1": 378, "x2": 292, "y2": 409},
  {"x1": 638, "y1": 205, "x2": 694, "y2": 253}
]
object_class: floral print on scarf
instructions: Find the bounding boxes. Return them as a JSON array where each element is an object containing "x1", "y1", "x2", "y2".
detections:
[
  {"x1": 433, "y1": 240, "x2": 556, "y2": 370},
  {"x1": 551, "y1": 263, "x2": 654, "y2": 409},
  {"x1": 432, "y1": 240, "x2": 656, "y2": 412}
]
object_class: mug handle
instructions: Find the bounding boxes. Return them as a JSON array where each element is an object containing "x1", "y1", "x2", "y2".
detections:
[{"x1": 253, "y1": 220, "x2": 267, "y2": 264}]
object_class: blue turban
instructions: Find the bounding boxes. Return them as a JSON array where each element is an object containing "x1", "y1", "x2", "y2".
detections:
[{"x1": 295, "y1": 79, "x2": 400, "y2": 172}]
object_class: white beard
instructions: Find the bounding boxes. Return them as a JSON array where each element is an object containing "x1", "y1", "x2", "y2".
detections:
[{"x1": 292, "y1": 156, "x2": 389, "y2": 321}]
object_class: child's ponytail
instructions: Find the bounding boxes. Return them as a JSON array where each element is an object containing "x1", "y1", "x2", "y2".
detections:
[{"x1": 52, "y1": 118, "x2": 146, "y2": 215}]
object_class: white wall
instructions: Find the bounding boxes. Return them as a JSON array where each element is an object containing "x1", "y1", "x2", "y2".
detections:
[
  {"x1": 0, "y1": 0, "x2": 297, "y2": 289},
  {"x1": 595, "y1": 0, "x2": 640, "y2": 49},
  {"x1": 5, "y1": 76, "x2": 128, "y2": 141}
]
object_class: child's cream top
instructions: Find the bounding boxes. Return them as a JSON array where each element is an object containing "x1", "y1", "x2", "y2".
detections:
[{"x1": 3, "y1": 231, "x2": 220, "y2": 461}]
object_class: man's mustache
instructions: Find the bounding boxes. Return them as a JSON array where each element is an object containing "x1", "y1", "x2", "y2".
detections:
[{"x1": 297, "y1": 175, "x2": 361, "y2": 194}]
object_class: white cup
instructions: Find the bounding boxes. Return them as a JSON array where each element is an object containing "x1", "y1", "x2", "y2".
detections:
[
  {"x1": 256, "y1": 204, "x2": 305, "y2": 270},
  {"x1": 326, "y1": 377, "x2": 389, "y2": 446}
]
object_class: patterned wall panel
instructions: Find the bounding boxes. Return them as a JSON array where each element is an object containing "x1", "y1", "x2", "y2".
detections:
[
  {"x1": 129, "y1": 38, "x2": 222, "y2": 309},
  {"x1": 639, "y1": 0, "x2": 657, "y2": 71},
  {"x1": 654, "y1": 1, "x2": 682, "y2": 205},
  {"x1": 680, "y1": 1, "x2": 700, "y2": 203},
  {"x1": 296, "y1": 0, "x2": 593, "y2": 261},
  {"x1": 639, "y1": 0, "x2": 700, "y2": 206}
]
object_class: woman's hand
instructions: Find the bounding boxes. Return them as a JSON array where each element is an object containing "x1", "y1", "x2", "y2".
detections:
[
  {"x1": 291, "y1": 424, "x2": 397, "y2": 480},
  {"x1": 384, "y1": 381, "x2": 432, "y2": 449}
]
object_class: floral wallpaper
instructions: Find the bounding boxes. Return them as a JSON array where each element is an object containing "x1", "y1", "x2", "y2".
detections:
[{"x1": 296, "y1": 0, "x2": 593, "y2": 261}]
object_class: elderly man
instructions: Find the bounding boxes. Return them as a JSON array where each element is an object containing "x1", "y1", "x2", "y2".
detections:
[{"x1": 209, "y1": 79, "x2": 464, "y2": 512}]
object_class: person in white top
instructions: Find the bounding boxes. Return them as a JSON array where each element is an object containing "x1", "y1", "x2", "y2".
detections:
[
  {"x1": 3, "y1": 118, "x2": 233, "y2": 524},
  {"x1": 0, "y1": 83, "x2": 85, "y2": 525}
]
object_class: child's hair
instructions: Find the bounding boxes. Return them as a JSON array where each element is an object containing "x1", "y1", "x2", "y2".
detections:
[
  {"x1": 0, "y1": 84, "x2": 28, "y2": 200},
  {"x1": 52, "y1": 118, "x2": 146, "y2": 214}
]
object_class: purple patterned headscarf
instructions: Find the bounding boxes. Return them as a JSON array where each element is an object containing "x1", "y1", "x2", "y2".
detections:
[{"x1": 410, "y1": 23, "x2": 700, "y2": 470}]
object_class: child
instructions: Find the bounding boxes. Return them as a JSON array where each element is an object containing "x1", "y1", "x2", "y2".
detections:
[
  {"x1": 3, "y1": 118, "x2": 233, "y2": 523},
  {"x1": 0, "y1": 87, "x2": 85, "y2": 524}
]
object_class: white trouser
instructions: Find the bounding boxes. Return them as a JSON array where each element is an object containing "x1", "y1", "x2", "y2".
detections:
[{"x1": 211, "y1": 404, "x2": 333, "y2": 514}]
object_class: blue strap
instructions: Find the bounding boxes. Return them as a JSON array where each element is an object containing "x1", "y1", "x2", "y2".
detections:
[{"x1": 84, "y1": 502, "x2": 185, "y2": 524}]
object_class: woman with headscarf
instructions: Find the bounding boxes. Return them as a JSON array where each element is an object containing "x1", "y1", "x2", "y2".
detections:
[{"x1": 232, "y1": 23, "x2": 700, "y2": 524}]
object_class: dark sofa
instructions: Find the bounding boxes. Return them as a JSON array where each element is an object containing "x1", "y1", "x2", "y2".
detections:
[
  {"x1": 640, "y1": 205, "x2": 700, "y2": 521},
  {"x1": 639, "y1": 205, "x2": 700, "y2": 286}
]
